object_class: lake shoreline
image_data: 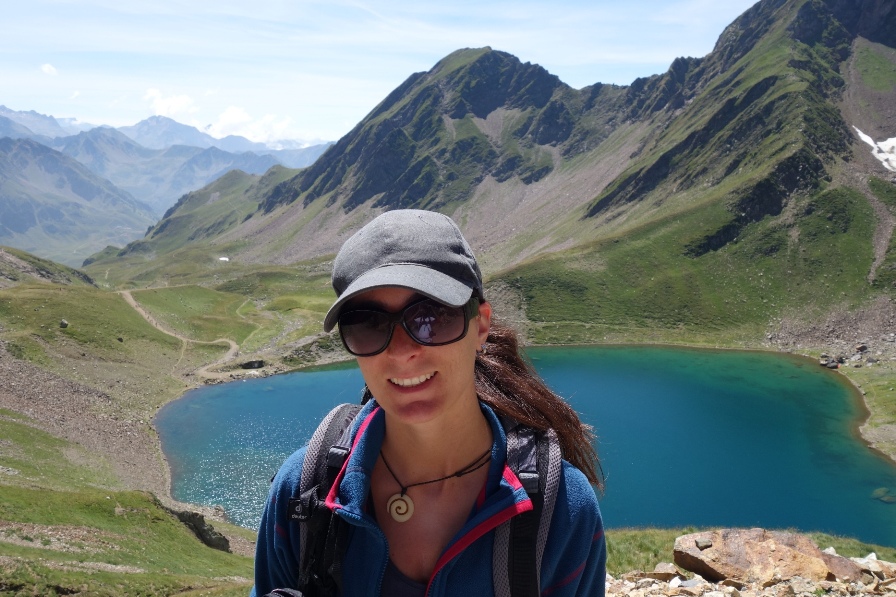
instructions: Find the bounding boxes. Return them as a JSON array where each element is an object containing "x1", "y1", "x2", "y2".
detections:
[{"x1": 158, "y1": 342, "x2": 896, "y2": 547}]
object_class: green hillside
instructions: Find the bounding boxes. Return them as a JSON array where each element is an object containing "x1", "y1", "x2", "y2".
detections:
[{"x1": 85, "y1": 166, "x2": 300, "y2": 285}]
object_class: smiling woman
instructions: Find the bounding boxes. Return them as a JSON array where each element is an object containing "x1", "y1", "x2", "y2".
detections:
[{"x1": 251, "y1": 210, "x2": 606, "y2": 597}]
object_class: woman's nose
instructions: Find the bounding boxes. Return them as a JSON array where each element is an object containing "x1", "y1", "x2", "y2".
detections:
[{"x1": 386, "y1": 324, "x2": 421, "y2": 358}]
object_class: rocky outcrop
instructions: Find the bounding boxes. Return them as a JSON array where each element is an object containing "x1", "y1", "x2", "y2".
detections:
[
  {"x1": 673, "y1": 529, "x2": 857, "y2": 584},
  {"x1": 609, "y1": 528, "x2": 896, "y2": 597},
  {"x1": 167, "y1": 508, "x2": 230, "y2": 553}
]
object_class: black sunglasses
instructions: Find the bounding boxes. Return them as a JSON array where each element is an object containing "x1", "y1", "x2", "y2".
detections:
[{"x1": 337, "y1": 296, "x2": 480, "y2": 357}]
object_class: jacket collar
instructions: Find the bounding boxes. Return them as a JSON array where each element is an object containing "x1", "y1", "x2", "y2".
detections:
[{"x1": 325, "y1": 399, "x2": 531, "y2": 522}]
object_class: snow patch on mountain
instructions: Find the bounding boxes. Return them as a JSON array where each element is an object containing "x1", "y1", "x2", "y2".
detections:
[{"x1": 854, "y1": 127, "x2": 896, "y2": 173}]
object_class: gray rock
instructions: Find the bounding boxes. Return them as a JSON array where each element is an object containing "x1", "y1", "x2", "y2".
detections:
[
  {"x1": 680, "y1": 578, "x2": 707, "y2": 588},
  {"x1": 167, "y1": 508, "x2": 230, "y2": 553}
]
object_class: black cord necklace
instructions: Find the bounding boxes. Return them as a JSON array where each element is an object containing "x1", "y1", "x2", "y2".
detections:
[{"x1": 380, "y1": 447, "x2": 492, "y2": 523}]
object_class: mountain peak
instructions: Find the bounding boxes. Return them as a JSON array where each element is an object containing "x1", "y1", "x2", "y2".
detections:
[{"x1": 118, "y1": 116, "x2": 216, "y2": 150}]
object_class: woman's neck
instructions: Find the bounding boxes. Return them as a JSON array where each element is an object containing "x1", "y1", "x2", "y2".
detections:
[{"x1": 379, "y1": 396, "x2": 492, "y2": 478}]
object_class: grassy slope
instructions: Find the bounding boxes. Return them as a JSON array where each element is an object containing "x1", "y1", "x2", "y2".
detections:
[
  {"x1": 83, "y1": 166, "x2": 300, "y2": 287},
  {"x1": 0, "y1": 409, "x2": 253, "y2": 596},
  {"x1": 0, "y1": 283, "x2": 202, "y2": 400},
  {"x1": 497, "y1": 184, "x2": 877, "y2": 343}
]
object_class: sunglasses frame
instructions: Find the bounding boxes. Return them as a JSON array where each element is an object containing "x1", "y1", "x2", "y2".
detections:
[{"x1": 337, "y1": 296, "x2": 481, "y2": 357}]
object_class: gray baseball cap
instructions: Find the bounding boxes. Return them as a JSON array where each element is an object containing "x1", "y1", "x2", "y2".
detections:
[{"x1": 323, "y1": 210, "x2": 484, "y2": 332}]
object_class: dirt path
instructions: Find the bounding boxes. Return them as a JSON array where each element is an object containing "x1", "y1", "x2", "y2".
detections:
[{"x1": 118, "y1": 290, "x2": 240, "y2": 381}]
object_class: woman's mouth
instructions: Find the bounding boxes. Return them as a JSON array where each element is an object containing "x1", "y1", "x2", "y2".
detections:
[{"x1": 389, "y1": 372, "x2": 435, "y2": 387}]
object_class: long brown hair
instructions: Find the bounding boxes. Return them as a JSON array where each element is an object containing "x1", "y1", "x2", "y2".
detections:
[{"x1": 474, "y1": 320, "x2": 603, "y2": 489}]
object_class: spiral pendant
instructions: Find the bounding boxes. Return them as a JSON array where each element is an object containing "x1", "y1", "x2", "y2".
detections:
[{"x1": 387, "y1": 492, "x2": 415, "y2": 522}]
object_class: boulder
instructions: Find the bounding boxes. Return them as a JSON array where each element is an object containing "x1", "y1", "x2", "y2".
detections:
[
  {"x1": 673, "y1": 529, "x2": 848, "y2": 584},
  {"x1": 820, "y1": 551, "x2": 864, "y2": 582},
  {"x1": 169, "y1": 509, "x2": 230, "y2": 552}
]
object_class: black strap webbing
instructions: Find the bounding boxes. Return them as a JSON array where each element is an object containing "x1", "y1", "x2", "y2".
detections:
[
  {"x1": 509, "y1": 493, "x2": 543, "y2": 597},
  {"x1": 296, "y1": 403, "x2": 362, "y2": 597},
  {"x1": 507, "y1": 423, "x2": 545, "y2": 597}
]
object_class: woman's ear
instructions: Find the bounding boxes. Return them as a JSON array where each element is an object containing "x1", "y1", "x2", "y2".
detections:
[{"x1": 476, "y1": 301, "x2": 492, "y2": 344}]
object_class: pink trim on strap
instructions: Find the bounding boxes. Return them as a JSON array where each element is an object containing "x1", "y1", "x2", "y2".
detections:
[{"x1": 324, "y1": 407, "x2": 380, "y2": 510}]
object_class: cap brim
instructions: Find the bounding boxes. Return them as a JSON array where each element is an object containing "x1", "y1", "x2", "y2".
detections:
[{"x1": 323, "y1": 263, "x2": 475, "y2": 332}]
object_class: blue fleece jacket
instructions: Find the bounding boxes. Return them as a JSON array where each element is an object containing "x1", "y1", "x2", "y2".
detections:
[{"x1": 251, "y1": 400, "x2": 606, "y2": 597}]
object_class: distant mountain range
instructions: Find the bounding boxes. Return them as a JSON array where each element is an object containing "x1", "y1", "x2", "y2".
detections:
[
  {"x1": 0, "y1": 137, "x2": 157, "y2": 266},
  {"x1": 0, "y1": 108, "x2": 333, "y2": 265},
  {"x1": 47, "y1": 126, "x2": 282, "y2": 214},
  {"x1": 89, "y1": 0, "x2": 896, "y2": 340}
]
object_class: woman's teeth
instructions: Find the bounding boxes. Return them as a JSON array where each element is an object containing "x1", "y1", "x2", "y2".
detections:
[{"x1": 389, "y1": 372, "x2": 434, "y2": 387}]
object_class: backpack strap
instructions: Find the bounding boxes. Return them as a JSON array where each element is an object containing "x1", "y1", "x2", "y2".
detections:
[
  {"x1": 288, "y1": 403, "x2": 363, "y2": 597},
  {"x1": 493, "y1": 420, "x2": 562, "y2": 597}
]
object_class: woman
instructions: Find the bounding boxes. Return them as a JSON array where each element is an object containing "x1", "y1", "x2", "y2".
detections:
[{"x1": 252, "y1": 209, "x2": 605, "y2": 597}]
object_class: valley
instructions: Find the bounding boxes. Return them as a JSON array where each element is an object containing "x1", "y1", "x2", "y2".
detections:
[{"x1": 2, "y1": 0, "x2": 896, "y2": 593}]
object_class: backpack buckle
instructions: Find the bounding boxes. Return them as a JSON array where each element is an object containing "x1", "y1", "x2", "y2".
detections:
[
  {"x1": 325, "y1": 445, "x2": 350, "y2": 485},
  {"x1": 519, "y1": 471, "x2": 540, "y2": 495}
]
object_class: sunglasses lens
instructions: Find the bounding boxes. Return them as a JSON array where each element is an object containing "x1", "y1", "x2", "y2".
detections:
[
  {"x1": 339, "y1": 310, "x2": 392, "y2": 356},
  {"x1": 338, "y1": 298, "x2": 475, "y2": 356},
  {"x1": 403, "y1": 300, "x2": 466, "y2": 345}
]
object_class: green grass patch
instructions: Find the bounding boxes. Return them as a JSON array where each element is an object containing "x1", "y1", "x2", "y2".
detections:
[
  {"x1": 855, "y1": 45, "x2": 896, "y2": 92},
  {"x1": 0, "y1": 410, "x2": 252, "y2": 596},
  {"x1": 869, "y1": 178, "x2": 896, "y2": 290},
  {"x1": 871, "y1": 177, "x2": 896, "y2": 208},
  {"x1": 606, "y1": 528, "x2": 694, "y2": 575},
  {"x1": 131, "y1": 286, "x2": 258, "y2": 343},
  {"x1": 808, "y1": 531, "x2": 896, "y2": 561},
  {"x1": 0, "y1": 487, "x2": 252, "y2": 596},
  {"x1": 0, "y1": 284, "x2": 182, "y2": 364}
]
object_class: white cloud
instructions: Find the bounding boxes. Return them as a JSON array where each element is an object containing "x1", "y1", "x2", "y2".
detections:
[
  {"x1": 202, "y1": 105, "x2": 298, "y2": 143},
  {"x1": 70, "y1": 90, "x2": 80, "y2": 99},
  {"x1": 41, "y1": 63, "x2": 58, "y2": 76},
  {"x1": 144, "y1": 88, "x2": 198, "y2": 117}
]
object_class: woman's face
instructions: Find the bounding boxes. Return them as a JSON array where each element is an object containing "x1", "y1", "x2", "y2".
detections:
[{"x1": 347, "y1": 286, "x2": 491, "y2": 426}]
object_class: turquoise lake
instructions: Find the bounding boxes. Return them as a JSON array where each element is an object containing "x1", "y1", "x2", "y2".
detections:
[{"x1": 154, "y1": 345, "x2": 896, "y2": 547}]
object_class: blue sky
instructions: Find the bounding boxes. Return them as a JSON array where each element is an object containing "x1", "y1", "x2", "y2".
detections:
[{"x1": 2, "y1": 0, "x2": 759, "y2": 144}]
